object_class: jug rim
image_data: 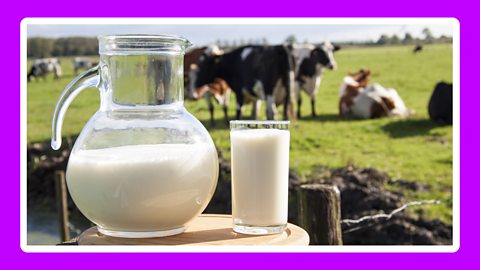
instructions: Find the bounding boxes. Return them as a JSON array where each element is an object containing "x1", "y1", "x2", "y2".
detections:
[{"x1": 99, "y1": 34, "x2": 192, "y2": 54}]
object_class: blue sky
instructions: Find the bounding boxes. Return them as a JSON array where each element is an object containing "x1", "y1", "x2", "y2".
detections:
[{"x1": 27, "y1": 24, "x2": 453, "y2": 45}]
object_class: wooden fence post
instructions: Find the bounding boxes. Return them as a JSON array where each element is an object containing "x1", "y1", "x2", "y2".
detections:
[
  {"x1": 298, "y1": 184, "x2": 342, "y2": 245},
  {"x1": 55, "y1": 171, "x2": 70, "y2": 242}
]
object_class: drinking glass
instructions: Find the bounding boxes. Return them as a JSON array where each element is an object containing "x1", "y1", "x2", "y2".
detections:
[{"x1": 230, "y1": 120, "x2": 290, "y2": 235}]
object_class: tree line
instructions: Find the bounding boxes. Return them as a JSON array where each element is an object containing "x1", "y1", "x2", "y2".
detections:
[
  {"x1": 338, "y1": 28, "x2": 452, "y2": 47},
  {"x1": 375, "y1": 28, "x2": 452, "y2": 45},
  {"x1": 28, "y1": 28, "x2": 452, "y2": 58},
  {"x1": 27, "y1": 37, "x2": 98, "y2": 58}
]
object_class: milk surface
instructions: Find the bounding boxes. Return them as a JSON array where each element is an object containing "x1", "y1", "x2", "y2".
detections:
[
  {"x1": 230, "y1": 129, "x2": 290, "y2": 226},
  {"x1": 66, "y1": 143, "x2": 218, "y2": 232}
]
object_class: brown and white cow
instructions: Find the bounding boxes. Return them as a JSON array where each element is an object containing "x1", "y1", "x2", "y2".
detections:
[
  {"x1": 184, "y1": 45, "x2": 225, "y2": 99},
  {"x1": 339, "y1": 69, "x2": 412, "y2": 119},
  {"x1": 186, "y1": 45, "x2": 231, "y2": 127},
  {"x1": 192, "y1": 74, "x2": 231, "y2": 127}
]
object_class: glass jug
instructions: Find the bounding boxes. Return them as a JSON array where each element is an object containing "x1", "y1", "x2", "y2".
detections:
[{"x1": 52, "y1": 35, "x2": 219, "y2": 238}]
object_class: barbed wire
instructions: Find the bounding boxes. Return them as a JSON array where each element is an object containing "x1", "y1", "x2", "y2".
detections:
[{"x1": 341, "y1": 199, "x2": 441, "y2": 234}]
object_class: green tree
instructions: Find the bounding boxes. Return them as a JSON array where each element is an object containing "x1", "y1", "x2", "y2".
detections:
[
  {"x1": 377, "y1": 34, "x2": 390, "y2": 45},
  {"x1": 422, "y1": 28, "x2": 434, "y2": 43},
  {"x1": 390, "y1": 34, "x2": 400, "y2": 44},
  {"x1": 27, "y1": 38, "x2": 53, "y2": 58},
  {"x1": 403, "y1": 33, "x2": 414, "y2": 44}
]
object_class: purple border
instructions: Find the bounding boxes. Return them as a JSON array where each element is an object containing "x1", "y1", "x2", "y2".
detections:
[{"x1": 8, "y1": 1, "x2": 474, "y2": 268}]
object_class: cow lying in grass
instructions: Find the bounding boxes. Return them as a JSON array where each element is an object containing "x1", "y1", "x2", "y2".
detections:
[{"x1": 339, "y1": 69, "x2": 412, "y2": 119}]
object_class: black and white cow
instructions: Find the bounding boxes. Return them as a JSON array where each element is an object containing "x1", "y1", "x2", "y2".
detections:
[
  {"x1": 291, "y1": 42, "x2": 339, "y2": 118},
  {"x1": 72, "y1": 57, "x2": 93, "y2": 73},
  {"x1": 193, "y1": 45, "x2": 294, "y2": 120},
  {"x1": 27, "y1": 58, "x2": 62, "y2": 82}
]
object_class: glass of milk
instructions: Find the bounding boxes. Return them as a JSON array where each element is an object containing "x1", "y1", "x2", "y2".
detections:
[{"x1": 230, "y1": 120, "x2": 290, "y2": 235}]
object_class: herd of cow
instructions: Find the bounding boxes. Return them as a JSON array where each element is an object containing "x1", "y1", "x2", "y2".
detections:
[
  {"x1": 186, "y1": 43, "x2": 451, "y2": 126},
  {"x1": 186, "y1": 42, "x2": 419, "y2": 126},
  {"x1": 28, "y1": 43, "x2": 452, "y2": 125}
]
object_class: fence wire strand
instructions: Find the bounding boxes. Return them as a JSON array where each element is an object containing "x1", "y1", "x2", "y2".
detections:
[{"x1": 341, "y1": 199, "x2": 441, "y2": 234}]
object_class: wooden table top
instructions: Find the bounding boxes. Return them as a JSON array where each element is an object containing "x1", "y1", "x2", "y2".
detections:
[{"x1": 77, "y1": 214, "x2": 310, "y2": 246}]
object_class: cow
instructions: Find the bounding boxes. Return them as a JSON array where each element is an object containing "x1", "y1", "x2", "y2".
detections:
[
  {"x1": 339, "y1": 69, "x2": 412, "y2": 119},
  {"x1": 193, "y1": 45, "x2": 295, "y2": 122},
  {"x1": 27, "y1": 58, "x2": 62, "y2": 82},
  {"x1": 184, "y1": 45, "x2": 224, "y2": 99},
  {"x1": 428, "y1": 82, "x2": 452, "y2": 124},
  {"x1": 185, "y1": 45, "x2": 232, "y2": 127},
  {"x1": 192, "y1": 75, "x2": 232, "y2": 127},
  {"x1": 72, "y1": 57, "x2": 93, "y2": 73},
  {"x1": 291, "y1": 42, "x2": 340, "y2": 118},
  {"x1": 413, "y1": 45, "x2": 423, "y2": 53}
]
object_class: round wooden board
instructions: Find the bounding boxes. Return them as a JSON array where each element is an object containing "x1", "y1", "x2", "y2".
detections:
[{"x1": 78, "y1": 214, "x2": 309, "y2": 245}]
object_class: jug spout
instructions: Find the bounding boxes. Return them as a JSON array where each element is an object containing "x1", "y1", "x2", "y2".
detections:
[{"x1": 51, "y1": 66, "x2": 100, "y2": 150}]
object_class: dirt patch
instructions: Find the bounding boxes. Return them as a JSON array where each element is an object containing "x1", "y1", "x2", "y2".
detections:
[
  {"x1": 27, "y1": 140, "x2": 72, "y2": 209},
  {"x1": 306, "y1": 166, "x2": 451, "y2": 245}
]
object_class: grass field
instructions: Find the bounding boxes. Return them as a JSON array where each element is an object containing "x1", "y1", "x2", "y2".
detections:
[{"x1": 27, "y1": 44, "x2": 453, "y2": 223}]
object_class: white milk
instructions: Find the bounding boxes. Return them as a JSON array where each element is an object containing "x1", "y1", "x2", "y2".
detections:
[
  {"x1": 66, "y1": 143, "x2": 218, "y2": 232},
  {"x1": 230, "y1": 129, "x2": 290, "y2": 226}
]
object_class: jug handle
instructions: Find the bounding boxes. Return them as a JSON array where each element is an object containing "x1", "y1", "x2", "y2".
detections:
[{"x1": 51, "y1": 65, "x2": 100, "y2": 150}]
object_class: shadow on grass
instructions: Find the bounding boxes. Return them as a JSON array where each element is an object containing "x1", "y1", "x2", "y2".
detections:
[
  {"x1": 381, "y1": 118, "x2": 439, "y2": 138},
  {"x1": 299, "y1": 113, "x2": 351, "y2": 123},
  {"x1": 436, "y1": 157, "x2": 453, "y2": 165}
]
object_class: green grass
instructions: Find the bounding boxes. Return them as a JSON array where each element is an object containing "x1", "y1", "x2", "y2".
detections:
[{"x1": 27, "y1": 44, "x2": 453, "y2": 223}]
